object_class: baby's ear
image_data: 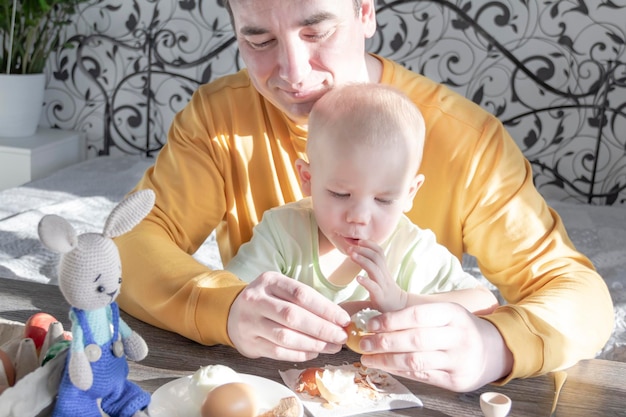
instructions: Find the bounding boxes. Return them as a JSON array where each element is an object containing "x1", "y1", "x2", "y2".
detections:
[
  {"x1": 38, "y1": 215, "x2": 78, "y2": 254},
  {"x1": 404, "y1": 174, "x2": 425, "y2": 213},
  {"x1": 295, "y1": 158, "x2": 312, "y2": 197}
]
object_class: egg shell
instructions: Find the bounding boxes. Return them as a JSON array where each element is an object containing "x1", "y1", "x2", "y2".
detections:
[
  {"x1": 201, "y1": 382, "x2": 258, "y2": 417},
  {"x1": 295, "y1": 367, "x2": 324, "y2": 397},
  {"x1": 315, "y1": 368, "x2": 358, "y2": 404},
  {"x1": 344, "y1": 321, "x2": 372, "y2": 354},
  {"x1": 344, "y1": 309, "x2": 381, "y2": 354}
]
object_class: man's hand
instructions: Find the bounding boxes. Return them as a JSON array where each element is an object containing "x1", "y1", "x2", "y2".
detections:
[
  {"x1": 358, "y1": 302, "x2": 513, "y2": 392},
  {"x1": 227, "y1": 271, "x2": 351, "y2": 361}
]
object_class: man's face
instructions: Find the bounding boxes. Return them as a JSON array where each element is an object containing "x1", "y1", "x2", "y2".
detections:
[{"x1": 229, "y1": 0, "x2": 376, "y2": 125}]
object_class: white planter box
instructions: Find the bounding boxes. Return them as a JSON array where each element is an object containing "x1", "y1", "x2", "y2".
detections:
[
  {"x1": 0, "y1": 74, "x2": 46, "y2": 138},
  {"x1": 0, "y1": 128, "x2": 86, "y2": 190}
]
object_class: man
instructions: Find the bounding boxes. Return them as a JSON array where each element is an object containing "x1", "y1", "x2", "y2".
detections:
[{"x1": 115, "y1": 0, "x2": 613, "y2": 392}]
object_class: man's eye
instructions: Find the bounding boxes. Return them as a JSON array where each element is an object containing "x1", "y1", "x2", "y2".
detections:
[
  {"x1": 246, "y1": 39, "x2": 274, "y2": 50},
  {"x1": 305, "y1": 30, "x2": 333, "y2": 41}
]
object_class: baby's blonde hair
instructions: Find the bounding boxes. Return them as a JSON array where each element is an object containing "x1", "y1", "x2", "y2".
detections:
[{"x1": 307, "y1": 83, "x2": 426, "y2": 172}]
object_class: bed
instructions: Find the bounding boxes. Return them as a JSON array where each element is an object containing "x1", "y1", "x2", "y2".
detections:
[{"x1": 0, "y1": 1, "x2": 624, "y2": 365}]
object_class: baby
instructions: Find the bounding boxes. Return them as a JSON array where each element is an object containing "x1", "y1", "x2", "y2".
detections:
[{"x1": 226, "y1": 83, "x2": 497, "y2": 315}]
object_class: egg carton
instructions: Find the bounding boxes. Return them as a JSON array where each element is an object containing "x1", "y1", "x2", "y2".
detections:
[{"x1": 0, "y1": 318, "x2": 67, "y2": 417}]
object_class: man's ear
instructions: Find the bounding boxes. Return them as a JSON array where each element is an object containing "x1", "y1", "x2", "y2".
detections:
[
  {"x1": 295, "y1": 158, "x2": 312, "y2": 196},
  {"x1": 360, "y1": 0, "x2": 377, "y2": 39},
  {"x1": 404, "y1": 174, "x2": 425, "y2": 212}
]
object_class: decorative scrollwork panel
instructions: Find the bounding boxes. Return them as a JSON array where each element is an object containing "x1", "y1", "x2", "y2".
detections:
[
  {"x1": 370, "y1": 0, "x2": 626, "y2": 204},
  {"x1": 42, "y1": 0, "x2": 626, "y2": 205}
]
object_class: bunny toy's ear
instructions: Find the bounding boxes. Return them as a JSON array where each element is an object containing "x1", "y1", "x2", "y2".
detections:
[
  {"x1": 38, "y1": 215, "x2": 78, "y2": 254},
  {"x1": 103, "y1": 189, "x2": 156, "y2": 238}
]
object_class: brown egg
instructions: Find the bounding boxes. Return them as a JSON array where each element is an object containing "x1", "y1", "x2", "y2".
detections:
[
  {"x1": 344, "y1": 309, "x2": 380, "y2": 354},
  {"x1": 200, "y1": 382, "x2": 258, "y2": 417},
  {"x1": 345, "y1": 321, "x2": 371, "y2": 354},
  {"x1": 0, "y1": 349, "x2": 16, "y2": 391}
]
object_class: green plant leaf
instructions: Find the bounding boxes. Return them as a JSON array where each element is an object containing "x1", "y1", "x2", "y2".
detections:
[{"x1": 0, "y1": 0, "x2": 91, "y2": 74}]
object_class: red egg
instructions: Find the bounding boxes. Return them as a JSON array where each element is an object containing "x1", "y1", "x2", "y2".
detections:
[
  {"x1": 24, "y1": 312, "x2": 59, "y2": 352},
  {"x1": 201, "y1": 382, "x2": 258, "y2": 417}
]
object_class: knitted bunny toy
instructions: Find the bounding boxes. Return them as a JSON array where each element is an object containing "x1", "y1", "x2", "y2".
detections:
[{"x1": 38, "y1": 189, "x2": 155, "y2": 417}]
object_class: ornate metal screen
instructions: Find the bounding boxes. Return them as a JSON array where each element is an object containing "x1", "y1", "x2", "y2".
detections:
[{"x1": 43, "y1": 0, "x2": 626, "y2": 204}]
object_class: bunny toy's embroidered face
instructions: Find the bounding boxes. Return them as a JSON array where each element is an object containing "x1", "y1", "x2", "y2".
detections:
[{"x1": 58, "y1": 233, "x2": 123, "y2": 311}]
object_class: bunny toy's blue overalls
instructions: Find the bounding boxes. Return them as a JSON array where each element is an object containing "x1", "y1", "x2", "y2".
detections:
[{"x1": 52, "y1": 303, "x2": 150, "y2": 417}]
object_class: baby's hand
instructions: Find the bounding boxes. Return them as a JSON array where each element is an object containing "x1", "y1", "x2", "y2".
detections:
[
  {"x1": 122, "y1": 332, "x2": 148, "y2": 361},
  {"x1": 349, "y1": 240, "x2": 407, "y2": 312}
]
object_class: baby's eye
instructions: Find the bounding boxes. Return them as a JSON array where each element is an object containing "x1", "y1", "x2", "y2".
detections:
[
  {"x1": 328, "y1": 190, "x2": 349, "y2": 199},
  {"x1": 375, "y1": 198, "x2": 394, "y2": 205},
  {"x1": 96, "y1": 285, "x2": 106, "y2": 293}
]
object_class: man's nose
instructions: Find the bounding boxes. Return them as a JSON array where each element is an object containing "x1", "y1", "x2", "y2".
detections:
[{"x1": 278, "y1": 38, "x2": 312, "y2": 86}]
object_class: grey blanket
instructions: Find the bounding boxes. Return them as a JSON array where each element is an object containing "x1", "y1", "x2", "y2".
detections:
[{"x1": 0, "y1": 155, "x2": 222, "y2": 284}]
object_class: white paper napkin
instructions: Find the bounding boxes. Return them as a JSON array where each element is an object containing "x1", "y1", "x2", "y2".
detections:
[{"x1": 279, "y1": 364, "x2": 422, "y2": 417}]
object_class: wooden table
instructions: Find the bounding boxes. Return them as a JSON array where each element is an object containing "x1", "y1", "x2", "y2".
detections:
[{"x1": 1, "y1": 277, "x2": 624, "y2": 416}]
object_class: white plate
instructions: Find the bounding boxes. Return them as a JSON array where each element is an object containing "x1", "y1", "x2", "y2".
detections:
[{"x1": 148, "y1": 373, "x2": 304, "y2": 417}]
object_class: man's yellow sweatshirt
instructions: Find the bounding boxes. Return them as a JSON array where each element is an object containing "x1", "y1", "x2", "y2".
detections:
[{"x1": 116, "y1": 55, "x2": 613, "y2": 382}]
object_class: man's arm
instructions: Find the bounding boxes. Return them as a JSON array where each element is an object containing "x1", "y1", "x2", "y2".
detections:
[
  {"x1": 115, "y1": 90, "x2": 245, "y2": 346},
  {"x1": 459, "y1": 118, "x2": 613, "y2": 379},
  {"x1": 116, "y1": 220, "x2": 246, "y2": 346},
  {"x1": 116, "y1": 87, "x2": 350, "y2": 352}
]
